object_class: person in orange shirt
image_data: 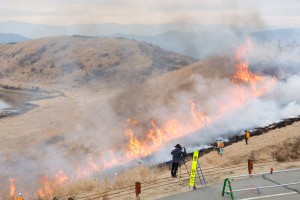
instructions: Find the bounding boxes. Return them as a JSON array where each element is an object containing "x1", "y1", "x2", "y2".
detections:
[
  {"x1": 17, "y1": 193, "x2": 23, "y2": 200},
  {"x1": 245, "y1": 130, "x2": 251, "y2": 145},
  {"x1": 219, "y1": 140, "x2": 224, "y2": 156}
]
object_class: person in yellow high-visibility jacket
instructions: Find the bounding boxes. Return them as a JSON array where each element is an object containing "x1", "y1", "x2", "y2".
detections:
[
  {"x1": 245, "y1": 130, "x2": 251, "y2": 145},
  {"x1": 17, "y1": 193, "x2": 23, "y2": 200}
]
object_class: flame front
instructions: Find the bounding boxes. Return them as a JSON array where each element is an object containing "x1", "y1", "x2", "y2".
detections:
[
  {"x1": 123, "y1": 37, "x2": 276, "y2": 160},
  {"x1": 191, "y1": 100, "x2": 210, "y2": 128},
  {"x1": 55, "y1": 171, "x2": 69, "y2": 185},
  {"x1": 9, "y1": 178, "x2": 16, "y2": 200},
  {"x1": 37, "y1": 176, "x2": 53, "y2": 199},
  {"x1": 233, "y1": 38, "x2": 263, "y2": 84},
  {"x1": 124, "y1": 102, "x2": 212, "y2": 160}
]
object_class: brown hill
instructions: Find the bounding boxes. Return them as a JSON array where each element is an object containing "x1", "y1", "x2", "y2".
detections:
[
  {"x1": 0, "y1": 36, "x2": 195, "y2": 87},
  {"x1": 110, "y1": 56, "x2": 236, "y2": 120}
]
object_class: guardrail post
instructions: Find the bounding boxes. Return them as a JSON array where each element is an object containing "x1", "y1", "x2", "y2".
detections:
[
  {"x1": 221, "y1": 178, "x2": 234, "y2": 200},
  {"x1": 135, "y1": 182, "x2": 141, "y2": 200}
]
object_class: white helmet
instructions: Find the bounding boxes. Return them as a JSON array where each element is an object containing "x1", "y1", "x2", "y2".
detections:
[{"x1": 18, "y1": 193, "x2": 22, "y2": 196}]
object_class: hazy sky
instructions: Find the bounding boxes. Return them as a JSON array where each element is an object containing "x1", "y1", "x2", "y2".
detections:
[{"x1": 0, "y1": 0, "x2": 300, "y2": 27}]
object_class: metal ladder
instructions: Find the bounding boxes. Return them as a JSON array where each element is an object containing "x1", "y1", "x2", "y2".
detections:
[{"x1": 196, "y1": 159, "x2": 207, "y2": 187}]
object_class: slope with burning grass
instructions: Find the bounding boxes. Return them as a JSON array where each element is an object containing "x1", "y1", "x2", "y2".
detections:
[
  {"x1": 50, "y1": 120, "x2": 300, "y2": 200},
  {"x1": 111, "y1": 56, "x2": 236, "y2": 120}
]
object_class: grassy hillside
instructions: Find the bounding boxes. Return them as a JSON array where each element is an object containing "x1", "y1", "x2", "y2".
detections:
[
  {"x1": 111, "y1": 56, "x2": 235, "y2": 120},
  {"x1": 0, "y1": 36, "x2": 195, "y2": 87}
]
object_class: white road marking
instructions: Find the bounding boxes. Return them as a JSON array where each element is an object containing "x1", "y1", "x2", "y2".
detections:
[{"x1": 238, "y1": 192, "x2": 298, "y2": 200}]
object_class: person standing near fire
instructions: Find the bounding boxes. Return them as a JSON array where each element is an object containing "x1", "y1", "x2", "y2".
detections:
[
  {"x1": 219, "y1": 140, "x2": 224, "y2": 156},
  {"x1": 245, "y1": 130, "x2": 251, "y2": 145},
  {"x1": 171, "y1": 144, "x2": 186, "y2": 178},
  {"x1": 17, "y1": 193, "x2": 23, "y2": 200},
  {"x1": 215, "y1": 140, "x2": 220, "y2": 154}
]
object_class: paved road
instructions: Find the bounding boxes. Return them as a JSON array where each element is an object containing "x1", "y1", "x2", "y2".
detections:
[{"x1": 157, "y1": 169, "x2": 300, "y2": 200}]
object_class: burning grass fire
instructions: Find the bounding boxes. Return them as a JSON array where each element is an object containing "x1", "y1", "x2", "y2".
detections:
[
  {"x1": 4, "y1": 38, "x2": 278, "y2": 199},
  {"x1": 9, "y1": 178, "x2": 16, "y2": 200},
  {"x1": 232, "y1": 38, "x2": 264, "y2": 84}
]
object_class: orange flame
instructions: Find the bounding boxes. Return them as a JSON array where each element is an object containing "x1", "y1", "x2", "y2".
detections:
[
  {"x1": 233, "y1": 62, "x2": 263, "y2": 84},
  {"x1": 103, "y1": 158, "x2": 120, "y2": 169},
  {"x1": 125, "y1": 123, "x2": 150, "y2": 158},
  {"x1": 38, "y1": 176, "x2": 53, "y2": 199},
  {"x1": 88, "y1": 156, "x2": 100, "y2": 172},
  {"x1": 216, "y1": 38, "x2": 277, "y2": 117},
  {"x1": 190, "y1": 100, "x2": 210, "y2": 128},
  {"x1": 233, "y1": 37, "x2": 263, "y2": 84},
  {"x1": 9, "y1": 178, "x2": 16, "y2": 200},
  {"x1": 55, "y1": 170, "x2": 69, "y2": 186},
  {"x1": 37, "y1": 189, "x2": 45, "y2": 199},
  {"x1": 124, "y1": 102, "x2": 211, "y2": 160}
]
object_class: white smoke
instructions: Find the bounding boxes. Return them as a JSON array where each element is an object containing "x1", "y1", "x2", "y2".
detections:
[
  {"x1": 148, "y1": 39, "x2": 300, "y2": 163},
  {"x1": 0, "y1": 100, "x2": 9, "y2": 110}
]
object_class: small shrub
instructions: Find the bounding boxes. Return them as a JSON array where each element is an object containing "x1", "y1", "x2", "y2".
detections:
[{"x1": 272, "y1": 137, "x2": 300, "y2": 162}]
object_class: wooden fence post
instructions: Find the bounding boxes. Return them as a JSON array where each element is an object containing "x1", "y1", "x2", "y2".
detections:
[
  {"x1": 135, "y1": 182, "x2": 141, "y2": 200},
  {"x1": 248, "y1": 159, "x2": 253, "y2": 175}
]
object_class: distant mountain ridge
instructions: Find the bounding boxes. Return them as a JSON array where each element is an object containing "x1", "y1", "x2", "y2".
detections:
[
  {"x1": 1, "y1": 20, "x2": 299, "y2": 59},
  {"x1": 0, "y1": 33, "x2": 29, "y2": 44},
  {"x1": 0, "y1": 20, "x2": 219, "y2": 38},
  {"x1": 101, "y1": 30, "x2": 243, "y2": 59}
]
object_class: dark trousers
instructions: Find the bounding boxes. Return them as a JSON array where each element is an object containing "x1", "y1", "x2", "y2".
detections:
[
  {"x1": 245, "y1": 138, "x2": 248, "y2": 145},
  {"x1": 171, "y1": 162, "x2": 179, "y2": 177}
]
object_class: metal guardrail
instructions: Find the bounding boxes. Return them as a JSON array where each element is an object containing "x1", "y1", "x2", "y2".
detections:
[
  {"x1": 228, "y1": 168, "x2": 300, "y2": 180},
  {"x1": 65, "y1": 158, "x2": 278, "y2": 200},
  {"x1": 231, "y1": 182, "x2": 300, "y2": 193}
]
